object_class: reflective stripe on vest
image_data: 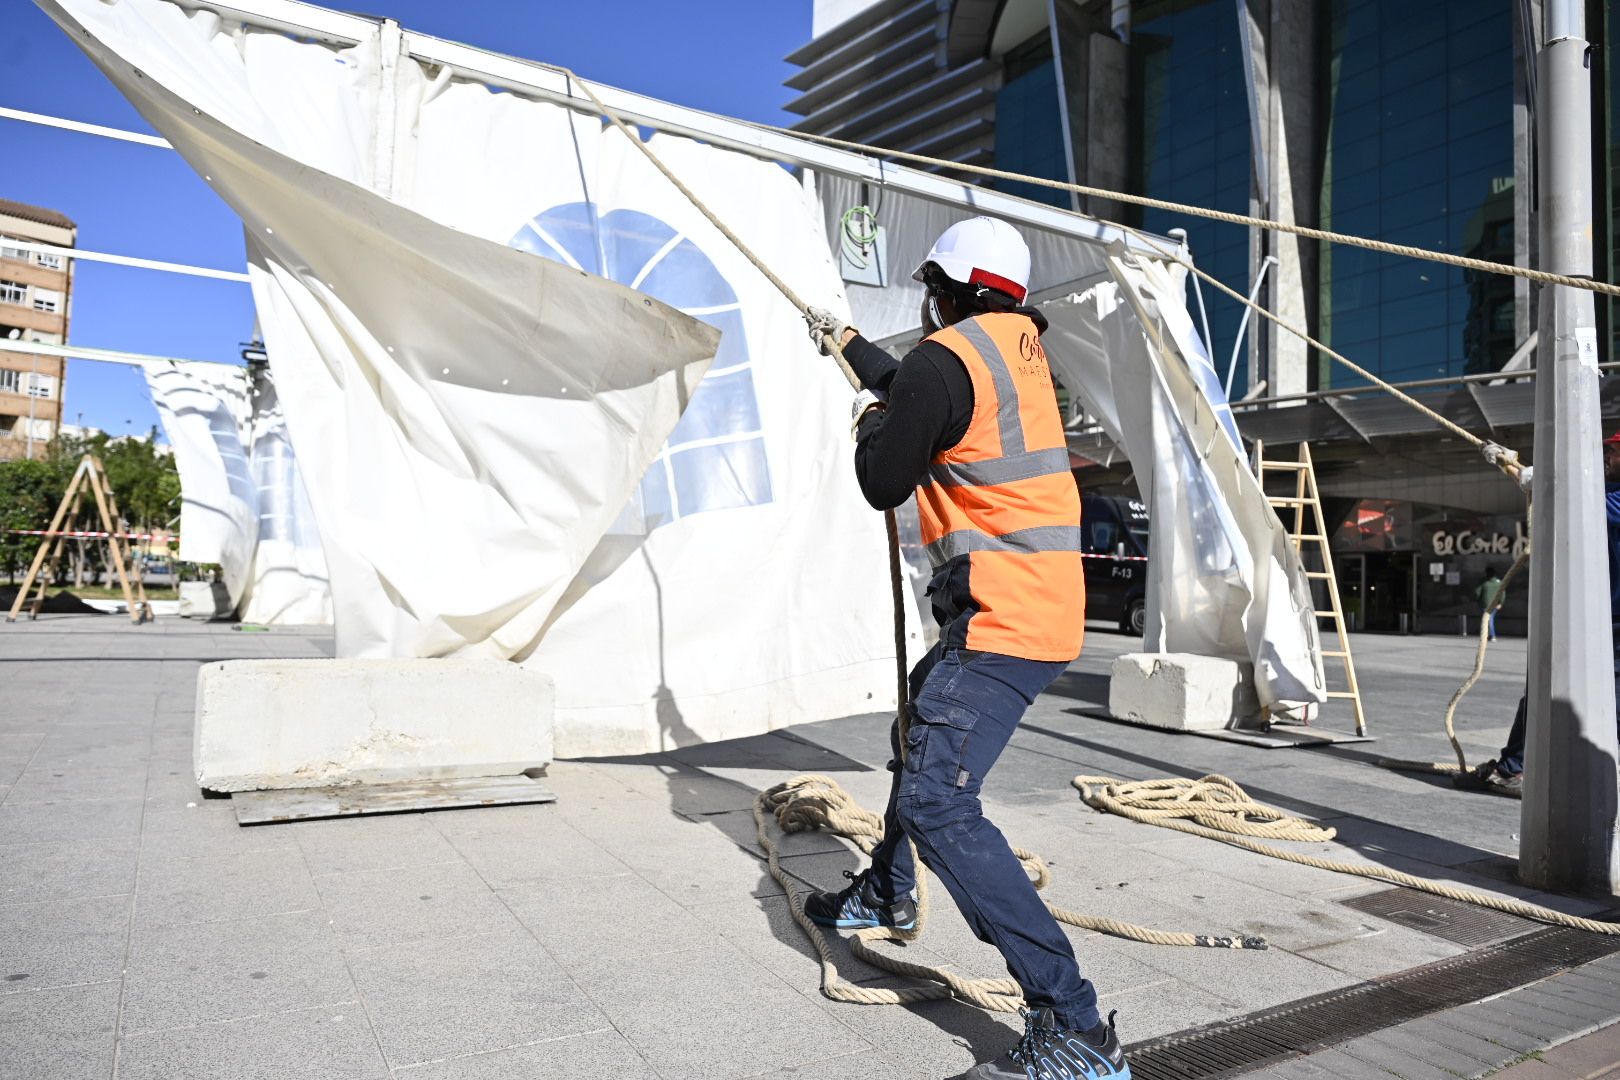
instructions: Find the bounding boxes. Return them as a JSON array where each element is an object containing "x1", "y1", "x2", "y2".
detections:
[
  {"x1": 924, "y1": 523, "x2": 1084, "y2": 563},
  {"x1": 955, "y1": 319, "x2": 1026, "y2": 456},
  {"x1": 927, "y1": 447, "x2": 1072, "y2": 488}
]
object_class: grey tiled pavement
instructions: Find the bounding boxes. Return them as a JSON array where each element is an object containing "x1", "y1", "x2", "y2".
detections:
[{"x1": 1, "y1": 613, "x2": 1616, "y2": 1079}]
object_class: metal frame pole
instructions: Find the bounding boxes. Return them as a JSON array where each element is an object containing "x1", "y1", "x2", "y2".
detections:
[{"x1": 1521, "y1": 0, "x2": 1620, "y2": 895}]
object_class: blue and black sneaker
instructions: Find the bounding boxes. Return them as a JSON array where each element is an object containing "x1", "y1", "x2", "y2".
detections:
[
  {"x1": 965, "y1": 1007, "x2": 1131, "y2": 1080},
  {"x1": 803, "y1": 869, "x2": 917, "y2": 931}
]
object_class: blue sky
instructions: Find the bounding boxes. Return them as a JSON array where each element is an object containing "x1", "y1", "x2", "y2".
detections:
[{"x1": 0, "y1": 0, "x2": 811, "y2": 438}]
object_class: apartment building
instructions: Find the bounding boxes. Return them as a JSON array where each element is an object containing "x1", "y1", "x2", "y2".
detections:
[{"x1": 0, "y1": 197, "x2": 75, "y2": 460}]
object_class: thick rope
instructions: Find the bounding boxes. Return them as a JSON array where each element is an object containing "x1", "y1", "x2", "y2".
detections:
[
  {"x1": 764, "y1": 123, "x2": 1620, "y2": 302},
  {"x1": 562, "y1": 65, "x2": 1524, "y2": 484},
  {"x1": 1073, "y1": 774, "x2": 1620, "y2": 935},
  {"x1": 741, "y1": 118, "x2": 1531, "y2": 482},
  {"x1": 753, "y1": 775, "x2": 1266, "y2": 1014},
  {"x1": 1377, "y1": 547, "x2": 1532, "y2": 777}
]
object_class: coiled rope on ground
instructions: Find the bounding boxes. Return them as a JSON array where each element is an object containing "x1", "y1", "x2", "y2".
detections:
[
  {"x1": 1071, "y1": 774, "x2": 1620, "y2": 936},
  {"x1": 753, "y1": 774, "x2": 1267, "y2": 1013}
]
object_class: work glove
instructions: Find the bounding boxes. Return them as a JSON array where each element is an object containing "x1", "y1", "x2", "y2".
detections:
[
  {"x1": 851, "y1": 388, "x2": 887, "y2": 440},
  {"x1": 804, "y1": 306, "x2": 853, "y2": 356}
]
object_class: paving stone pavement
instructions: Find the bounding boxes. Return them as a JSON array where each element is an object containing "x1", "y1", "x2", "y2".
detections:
[{"x1": 1, "y1": 614, "x2": 1616, "y2": 1080}]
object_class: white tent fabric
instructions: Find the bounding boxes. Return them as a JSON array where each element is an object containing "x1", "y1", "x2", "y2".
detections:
[
  {"x1": 144, "y1": 359, "x2": 334, "y2": 625},
  {"x1": 45, "y1": 0, "x2": 723, "y2": 668},
  {"x1": 816, "y1": 174, "x2": 1324, "y2": 709},
  {"x1": 404, "y1": 77, "x2": 921, "y2": 751},
  {"x1": 52, "y1": 0, "x2": 1320, "y2": 735},
  {"x1": 1043, "y1": 256, "x2": 1323, "y2": 705},
  {"x1": 142, "y1": 361, "x2": 255, "y2": 568},
  {"x1": 237, "y1": 370, "x2": 333, "y2": 626},
  {"x1": 50, "y1": 0, "x2": 914, "y2": 753}
]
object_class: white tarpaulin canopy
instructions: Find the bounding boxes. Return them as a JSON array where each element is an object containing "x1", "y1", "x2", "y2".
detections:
[
  {"x1": 142, "y1": 360, "x2": 255, "y2": 569},
  {"x1": 46, "y1": 0, "x2": 915, "y2": 755},
  {"x1": 144, "y1": 359, "x2": 332, "y2": 625},
  {"x1": 815, "y1": 175, "x2": 1324, "y2": 708},
  {"x1": 45, "y1": 0, "x2": 724, "y2": 678},
  {"x1": 48, "y1": 0, "x2": 1324, "y2": 749}
]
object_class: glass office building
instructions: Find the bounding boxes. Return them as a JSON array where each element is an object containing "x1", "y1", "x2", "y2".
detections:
[
  {"x1": 1130, "y1": 0, "x2": 1253, "y2": 393},
  {"x1": 789, "y1": 0, "x2": 1616, "y2": 391},
  {"x1": 1318, "y1": 1, "x2": 1516, "y2": 387},
  {"x1": 994, "y1": 35, "x2": 1072, "y2": 209},
  {"x1": 1124, "y1": 0, "x2": 1518, "y2": 392}
]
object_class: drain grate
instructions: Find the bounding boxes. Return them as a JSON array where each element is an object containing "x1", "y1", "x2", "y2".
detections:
[
  {"x1": 1339, "y1": 887, "x2": 1539, "y2": 947},
  {"x1": 1123, "y1": 926, "x2": 1620, "y2": 1080}
]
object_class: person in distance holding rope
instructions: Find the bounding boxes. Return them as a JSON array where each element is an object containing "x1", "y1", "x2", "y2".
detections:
[{"x1": 802, "y1": 217, "x2": 1129, "y2": 1080}]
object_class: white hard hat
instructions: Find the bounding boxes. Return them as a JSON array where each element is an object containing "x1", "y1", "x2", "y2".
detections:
[{"x1": 912, "y1": 216, "x2": 1031, "y2": 305}]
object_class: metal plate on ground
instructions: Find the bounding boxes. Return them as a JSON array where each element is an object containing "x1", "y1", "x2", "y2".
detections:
[
  {"x1": 1184, "y1": 726, "x2": 1366, "y2": 749},
  {"x1": 1087, "y1": 709, "x2": 1375, "y2": 748},
  {"x1": 1339, "y1": 886, "x2": 1539, "y2": 946},
  {"x1": 1262, "y1": 722, "x2": 1375, "y2": 745},
  {"x1": 232, "y1": 776, "x2": 556, "y2": 825},
  {"x1": 1123, "y1": 926, "x2": 1620, "y2": 1080}
]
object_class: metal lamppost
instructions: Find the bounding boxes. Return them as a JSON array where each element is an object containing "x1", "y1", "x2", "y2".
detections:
[{"x1": 1521, "y1": 0, "x2": 1620, "y2": 895}]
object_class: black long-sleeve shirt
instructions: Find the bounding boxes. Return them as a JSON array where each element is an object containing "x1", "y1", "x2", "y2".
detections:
[{"x1": 847, "y1": 308, "x2": 1049, "y2": 510}]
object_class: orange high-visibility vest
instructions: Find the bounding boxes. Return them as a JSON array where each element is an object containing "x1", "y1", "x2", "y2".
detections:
[{"x1": 915, "y1": 311, "x2": 1084, "y2": 662}]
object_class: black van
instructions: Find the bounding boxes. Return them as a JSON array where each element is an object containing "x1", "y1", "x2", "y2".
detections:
[{"x1": 1080, "y1": 493, "x2": 1150, "y2": 634}]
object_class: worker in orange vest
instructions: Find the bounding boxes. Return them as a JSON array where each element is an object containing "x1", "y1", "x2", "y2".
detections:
[{"x1": 803, "y1": 217, "x2": 1129, "y2": 1080}]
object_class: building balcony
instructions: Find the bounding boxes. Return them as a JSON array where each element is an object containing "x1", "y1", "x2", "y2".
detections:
[
  {"x1": 0, "y1": 301, "x2": 67, "y2": 335},
  {"x1": 0, "y1": 389, "x2": 60, "y2": 421}
]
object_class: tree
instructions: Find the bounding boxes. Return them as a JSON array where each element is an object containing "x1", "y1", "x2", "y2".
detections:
[
  {"x1": 46, "y1": 428, "x2": 179, "y2": 535},
  {"x1": 0, "y1": 431, "x2": 181, "y2": 585},
  {"x1": 0, "y1": 458, "x2": 66, "y2": 583}
]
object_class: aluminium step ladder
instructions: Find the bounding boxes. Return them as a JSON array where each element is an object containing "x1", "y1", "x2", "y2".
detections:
[{"x1": 1254, "y1": 441, "x2": 1368, "y2": 737}]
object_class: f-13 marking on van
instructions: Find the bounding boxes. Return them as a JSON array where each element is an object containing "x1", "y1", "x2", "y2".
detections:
[{"x1": 1079, "y1": 492, "x2": 1150, "y2": 635}]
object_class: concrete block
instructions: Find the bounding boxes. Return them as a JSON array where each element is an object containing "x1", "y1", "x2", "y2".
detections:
[
  {"x1": 1108, "y1": 652, "x2": 1260, "y2": 731},
  {"x1": 177, "y1": 581, "x2": 233, "y2": 620},
  {"x1": 193, "y1": 659, "x2": 552, "y2": 792}
]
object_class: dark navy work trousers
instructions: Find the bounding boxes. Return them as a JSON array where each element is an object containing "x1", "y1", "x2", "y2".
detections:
[
  {"x1": 1498, "y1": 632, "x2": 1620, "y2": 775},
  {"x1": 865, "y1": 642, "x2": 1099, "y2": 1031}
]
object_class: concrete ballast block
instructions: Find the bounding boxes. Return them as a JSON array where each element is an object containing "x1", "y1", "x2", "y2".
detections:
[
  {"x1": 1108, "y1": 652, "x2": 1260, "y2": 731},
  {"x1": 195, "y1": 659, "x2": 553, "y2": 792},
  {"x1": 178, "y1": 581, "x2": 233, "y2": 619}
]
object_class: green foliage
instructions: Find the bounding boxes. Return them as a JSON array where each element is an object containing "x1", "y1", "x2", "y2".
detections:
[
  {"x1": 0, "y1": 429, "x2": 180, "y2": 582},
  {"x1": 0, "y1": 458, "x2": 64, "y2": 581}
]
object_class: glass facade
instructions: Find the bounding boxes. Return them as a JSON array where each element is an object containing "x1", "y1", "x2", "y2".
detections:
[
  {"x1": 1320, "y1": 0, "x2": 1515, "y2": 386},
  {"x1": 995, "y1": 35, "x2": 1071, "y2": 209},
  {"x1": 1129, "y1": 0, "x2": 1253, "y2": 395}
]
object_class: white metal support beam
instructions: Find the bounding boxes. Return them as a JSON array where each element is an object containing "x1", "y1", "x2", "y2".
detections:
[
  {"x1": 0, "y1": 104, "x2": 171, "y2": 148},
  {"x1": 0, "y1": 238, "x2": 250, "y2": 283},
  {"x1": 0, "y1": 337, "x2": 240, "y2": 371}
]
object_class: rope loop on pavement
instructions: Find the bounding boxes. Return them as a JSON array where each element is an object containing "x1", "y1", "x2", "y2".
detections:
[
  {"x1": 1072, "y1": 774, "x2": 1620, "y2": 936},
  {"x1": 754, "y1": 774, "x2": 1266, "y2": 1013}
]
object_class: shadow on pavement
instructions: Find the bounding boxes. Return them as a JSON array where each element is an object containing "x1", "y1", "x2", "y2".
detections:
[
  {"x1": 580, "y1": 726, "x2": 1028, "y2": 1069},
  {"x1": 1027, "y1": 716, "x2": 1514, "y2": 878}
]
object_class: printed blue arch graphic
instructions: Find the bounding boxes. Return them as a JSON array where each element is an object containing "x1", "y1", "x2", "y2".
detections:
[{"x1": 510, "y1": 203, "x2": 772, "y2": 528}]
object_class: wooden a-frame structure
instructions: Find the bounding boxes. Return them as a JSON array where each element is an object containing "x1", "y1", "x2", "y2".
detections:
[{"x1": 7, "y1": 454, "x2": 152, "y2": 625}]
